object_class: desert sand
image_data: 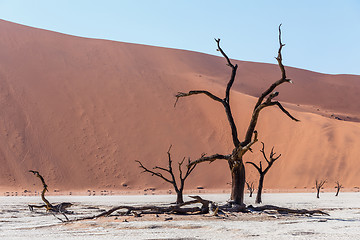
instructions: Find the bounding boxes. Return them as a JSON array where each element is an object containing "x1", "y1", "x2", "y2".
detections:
[{"x1": 0, "y1": 19, "x2": 360, "y2": 194}]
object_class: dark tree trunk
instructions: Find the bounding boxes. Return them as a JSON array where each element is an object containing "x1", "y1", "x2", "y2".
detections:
[
  {"x1": 230, "y1": 161, "x2": 245, "y2": 206},
  {"x1": 315, "y1": 180, "x2": 326, "y2": 199},
  {"x1": 256, "y1": 174, "x2": 265, "y2": 204},
  {"x1": 335, "y1": 188, "x2": 340, "y2": 197},
  {"x1": 249, "y1": 191, "x2": 253, "y2": 197},
  {"x1": 176, "y1": 190, "x2": 184, "y2": 204}
]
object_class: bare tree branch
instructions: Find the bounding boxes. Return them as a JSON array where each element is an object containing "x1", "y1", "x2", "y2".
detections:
[
  {"x1": 269, "y1": 146, "x2": 281, "y2": 162},
  {"x1": 246, "y1": 161, "x2": 261, "y2": 173},
  {"x1": 166, "y1": 145, "x2": 178, "y2": 186},
  {"x1": 174, "y1": 90, "x2": 223, "y2": 107},
  {"x1": 136, "y1": 145, "x2": 197, "y2": 204},
  {"x1": 184, "y1": 158, "x2": 197, "y2": 180},
  {"x1": 260, "y1": 142, "x2": 269, "y2": 163},
  {"x1": 276, "y1": 24, "x2": 287, "y2": 81},
  {"x1": 188, "y1": 153, "x2": 231, "y2": 168},
  {"x1": 316, "y1": 180, "x2": 326, "y2": 189},
  {"x1": 335, "y1": 181, "x2": 343, "y2": 189},
  {"x1": 269, "y1": 101, "x2": 300, "y2": 122},
  {"x1": 153, "y1": 166, "x2": 171, "y2": 173},
  {"x1": 178, "y1": 157, "x2": 186, "y2": 181},
  {"x1": 135, "y1": 160, "x2": 173, "y2": 184},
  {"x1": 215, "y1": 38, "x2": 235, "y2": 68},
  {"x1": 215, "y1": 38, "x2": 238, "y2": 104}
]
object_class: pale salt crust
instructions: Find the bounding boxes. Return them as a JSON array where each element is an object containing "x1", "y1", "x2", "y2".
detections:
[{"x1": 1, "y1": 192, "x2": 359, "y2": 240}]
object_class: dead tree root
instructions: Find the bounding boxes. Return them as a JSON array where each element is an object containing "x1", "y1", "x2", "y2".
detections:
[
  {"x1": 28, "y1": 202, "x2": 73, "y2": 222},
  {"x1": 247, "y1": 204, "x2": 329, "y2": 216},
  {"x1": 71, "y1": 195, "x2": 213, "y2": 222},
  {"x1": 28, "y1": 202, "x2": 73, "y2": 213},
  {"x1": 38, "y1": 196, "x2": 329, "y2": 223}
]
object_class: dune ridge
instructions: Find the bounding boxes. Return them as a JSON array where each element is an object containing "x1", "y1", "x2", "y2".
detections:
[{"x1": 0, "y1": 19, "x2": 359, "y2": 193}]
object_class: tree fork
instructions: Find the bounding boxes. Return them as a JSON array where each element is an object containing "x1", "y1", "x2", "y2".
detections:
[
  {"x1": 136, "y1": 145, "x2": 197, "y2": 204},
  {"x1": 175, "y1": 25, "x2": 298, "y2": 206}
]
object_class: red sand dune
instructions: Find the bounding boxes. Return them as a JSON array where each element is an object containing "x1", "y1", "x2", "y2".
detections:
[{"x1": 1, "y1": 19, "x2": 360, "y2": 194}]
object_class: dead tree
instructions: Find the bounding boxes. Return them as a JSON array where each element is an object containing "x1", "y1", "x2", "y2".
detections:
[
  {"x1": 315, "y1": 180, "x2": 326, "y2": 198},
  {"x1": 335, "y1": 181, "x2": 343, "y2": 196},
  {"x1": 245, "y1": 180, "x2": 255, "y2": 197},
  {"x1": 136, "y1": 145, "x2": 197, "y2": 204},
  {"x1": 175, "y1": 25, "x2": 298, "y2": 206},
  {"x1": 246, "y1": 142, "x2": 281, "y2": 204},
  {"x1": 28, "y1": 170, "x2": 72, "y2": 221}
]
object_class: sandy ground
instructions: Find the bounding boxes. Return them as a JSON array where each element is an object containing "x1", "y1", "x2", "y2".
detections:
[{"x1": 1, "y1": 192, "x2": 359, "y2": 239}]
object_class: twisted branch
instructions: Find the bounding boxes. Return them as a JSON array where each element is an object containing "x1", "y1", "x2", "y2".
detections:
[
  {"x1": 174, "y1": 90, "x2": 223, "y2": 107},
  {"x1": 28, "y1": 170, "x2": 72, "y2": 222},
  {"x1": 29, "y1": 170, "x2": 53, "y2": 210},
  {"x1": 188, "y1": 153, "x2": 231, "y2": 168}
]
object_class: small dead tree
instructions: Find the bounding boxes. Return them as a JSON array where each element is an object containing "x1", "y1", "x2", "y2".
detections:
[
  {"x1": 246, "y1": 142, "x2": 281, "y2": 204},
  {"x1": 245, "y1": 180, "x2": 255, "y2": 197},
  {"x1": 335, "y1": 181, "x2": 343, "y2": 196},
  {"x1": 135, "y1": 145, "x2": 197, "y2": 204},
  {"x1": 175, "y1": 25, "x2": 298, "y2": 206},
  {"x1": 28, "y1": 170, "x2": 72, "y2": 221},
  {"x1": 315, "y1": 179, "x2": 326, "y2": 198}
]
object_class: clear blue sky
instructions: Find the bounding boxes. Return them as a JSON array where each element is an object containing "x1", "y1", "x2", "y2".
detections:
[{"x1": 0, "y1": 0, "x2": 359, "y2": 75}]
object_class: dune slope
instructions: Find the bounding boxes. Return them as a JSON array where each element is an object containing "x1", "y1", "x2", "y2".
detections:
[{"x1": 0, "y1": 20, "x2": 359, "y2": 193}]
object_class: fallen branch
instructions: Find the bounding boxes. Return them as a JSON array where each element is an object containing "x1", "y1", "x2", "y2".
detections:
[
  {"x1": 247, "y1": 204, "x2": 329, "y2": 216},
  {"x1": 72, "y1": 195, "x2": 215, "y2": 222}
]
